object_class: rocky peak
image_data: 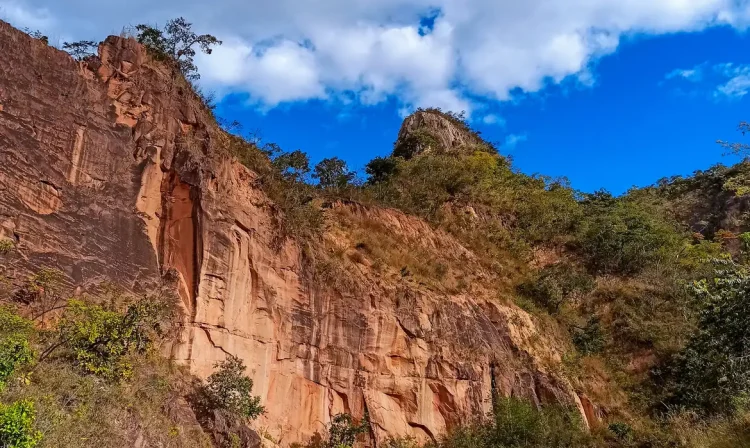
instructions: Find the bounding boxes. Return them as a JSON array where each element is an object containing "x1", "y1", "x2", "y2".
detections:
[{"x1": 393, "y1": 108, "x2": 494, "y2": 159}]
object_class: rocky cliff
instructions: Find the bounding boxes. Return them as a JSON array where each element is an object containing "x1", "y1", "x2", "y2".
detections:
[{"x1": 0, "y1": 21, "x2": 589, "y2": 446}]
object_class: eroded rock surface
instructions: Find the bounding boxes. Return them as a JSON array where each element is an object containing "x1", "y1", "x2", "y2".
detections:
[{"x1": 0, "y1": 21, "x2": 589, "y2": 446}]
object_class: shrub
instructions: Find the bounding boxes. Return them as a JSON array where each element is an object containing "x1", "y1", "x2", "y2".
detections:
[
  {"x1": 321, "y1": 413, "x2": 369, "y2": 448},
  {"x1": 57, "y1": 299, "x2": 170, "y2": 380},
  {"x1": 201, "y1": 355, "x2": 264, "y2": 420},
  {"x1": 0, "y1": 239, "x2": 14, "y2": 255},
  {"x1": 434, "y1": 396, "x2": 590, "y2": 448},
  {"x1": 0, "y1": 400, "x2": 41, "y2": 448},
  {"x1": 578, "y1": 195, "x2": 682, "y2": 275},
  {"x1": 517, "y1": 262, "x2": 594, "y2": 314},
  {"x1": 0, "y1": 308, "x2": 34, "y2": 391},
  {"x1": 572, "y1": 317, "x2": 606, "y2": 355},
  {"x1": 660, "y1": 259, "x2": 750, "y2": 415}
]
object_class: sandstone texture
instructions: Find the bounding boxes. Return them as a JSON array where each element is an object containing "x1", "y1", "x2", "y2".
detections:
[{"x1": 0, "y1": 21, "x2": 590, "y2": 446}]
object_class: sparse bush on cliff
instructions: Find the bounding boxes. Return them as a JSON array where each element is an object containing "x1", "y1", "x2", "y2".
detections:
[
  {"x1": 197, "y1": 355, "x2": 264, "y2": 421},
  {"x1": 0, "y1": 239, "x2": 14, "y2": 255},
  {"x1": 22, "y1": 28, "x2": 47, "y2": 45},
  {"x1": 302, "y1": 413, "x2": 369, "y2": 448},
  {"x1": 55, "y1": 299, "x2": 173, "y2": 380},
  {"x1": 135, "y1": 17, "x2": 221, "y2": 81}
]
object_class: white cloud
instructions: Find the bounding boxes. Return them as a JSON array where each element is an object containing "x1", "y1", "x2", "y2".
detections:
[
  {"x1": 482, "y1": 114, "x2": 505, "y2": 126},
  {"x1": 715, "y1": 64, "x2": 750, "y2": 98},
  {"x1": 4, "y1": 0, "x2": 750, "y2": 113},
  {"x1": 665, "y1": 67, "x2": 704, "y2": 82},
  {"x1": 663, "y1": 62, "x2": 750, "y2": 99},
  {"x1": 504, "y1": 133, "x2": 528, "y2": 149}
]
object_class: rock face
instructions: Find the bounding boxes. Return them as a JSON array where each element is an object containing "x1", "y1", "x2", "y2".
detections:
[
  {"x1": 393, "y1": 109, "x2": 491, "y2": 159},
  {"x1": 0, "y1": 22, "x2": 588, "y2": 446}
]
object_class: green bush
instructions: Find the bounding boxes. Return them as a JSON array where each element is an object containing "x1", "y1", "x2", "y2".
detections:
[
  {"x1": 572, "y1": 317, "x2": 606, "y2": 355},
  {"x1": 433, "y1": 396, "x2": 590, "y2": 448},
  {"x1": 578, "y1": 194, "x2": 682, "y2": 275},
  {"x1": 660, "y1": 259, "x2": 750, "y2": 415},
  {"x1": 0, "y1": 308, "x2": 35, "y2": 391},
  {"x1": 320, "y1": 413, "x2": 369, "y2": 448},
  {"x1": 58, "y1": 299, "x2": 170, "y2": 380},
  {"x1": 0, "y1": 400, "x2": 41, "y2": 448},
  {"x1": 518, "y1": 263, "x2": 594, "y2": 314},
  {"x1": 201, "y1": 355, "x2": 264, "y2": 420}
]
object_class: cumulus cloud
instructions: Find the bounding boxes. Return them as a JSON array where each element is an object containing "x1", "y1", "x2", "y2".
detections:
[{"x1": 5, "y1": 0, "x2": 750, "y2": 113}]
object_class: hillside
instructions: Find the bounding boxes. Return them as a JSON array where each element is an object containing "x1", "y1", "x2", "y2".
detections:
[{"x1": 2, "y1": 18, "x2": 750, "y2": 448}]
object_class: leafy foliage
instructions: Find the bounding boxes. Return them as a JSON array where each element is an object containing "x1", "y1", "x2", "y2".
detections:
[
  {"x1": 200, "y1": 356, "x2": 264, "y2": 420},
  {"x1": 518, "y1": 262, "x2": 594, "y2": 314},
  {"x1": 431, "y1": 397, "x2": 590, "y2": 448},
  {"x1": 58, "y1": 300, "x2": 171, "y2": 380},
  {"x1": 578, "y1": 192, "x2": 682, "y2": 275},
  {"x1": 660, "y1": 259, "x2": 750, "y2": 415},
  {"x1": 572, "y1": 317, "x2": 605, "y2": 355},
  {"x1": 312, "y1": 413, "x2": 370, "y2": 448},
  {"x1": 135, "y1": 17, "x2": 221, "y2": 80},
  {"x1": 0, "y1": 400, "x2": 41, "y2": 448},
  {"x1": 313, "y1": 157, "x2": 355, "y2": 190},
  {"x1": 0, "y1": 309, "x2": 34, "y2": 391},
  {"x1": 62, "y1": 41, "x2": 97, "y2": 61}
]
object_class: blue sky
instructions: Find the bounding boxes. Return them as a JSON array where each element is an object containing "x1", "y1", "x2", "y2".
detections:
[
  {"x1": 3, "y1": 0, "x2": 750, "y2": 194},
  {"x1": 216, "y1": 27, "x2": 750, "y2": 195}
]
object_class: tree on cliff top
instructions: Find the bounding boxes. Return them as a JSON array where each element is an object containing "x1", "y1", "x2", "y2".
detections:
[{"x1": 135, "y1": 17, "x2": 221, "y2": 80}]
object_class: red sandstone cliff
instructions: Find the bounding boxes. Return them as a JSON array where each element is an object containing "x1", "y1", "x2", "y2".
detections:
[{"x1": 0, "y1": 21, "x2": 590, "y2": 446}]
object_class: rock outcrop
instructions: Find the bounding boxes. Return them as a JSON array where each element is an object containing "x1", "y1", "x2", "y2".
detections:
[
  {"x1": 0, "y1": 21, "x2": 589, "y2": 446},
  {"x1": 393, "y1": 109, "x2": 492, "y2": 159}
]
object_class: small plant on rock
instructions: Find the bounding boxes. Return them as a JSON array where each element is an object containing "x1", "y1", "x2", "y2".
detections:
[{"x1": 201, "y1": 355, "x2": 264, "y2": 420}]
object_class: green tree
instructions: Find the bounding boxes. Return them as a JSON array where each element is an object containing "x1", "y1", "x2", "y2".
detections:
[
  {"x1": 273, "y1": 150, "x2": 311, "y2": 183},
  {"x1": 662, "y1": 259, "x2": 750, "y2": 415},
  {"x1": 135, "y1": 17, "x2": 221, "y2": 80},
  {"x1": 62, "y1": 40, "x2": 97, "y2": 61},
  {"x1": 365, "y1": 157, "x2": 399, "y2": 184},
  {"x1": 578, "y1": 196, "x2": 680, "y2": 275},
  {"x1": 313, "y1": 157, "x2": 355, "y2": 189},
  {"x1": 323, "y1": 413, "x2": 369, "y2": 448},
  {"x1": 202, "y1": 355, "x2": 264, "y2": 420}
]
